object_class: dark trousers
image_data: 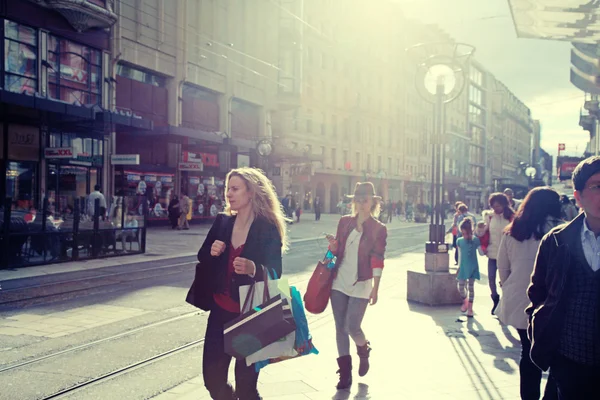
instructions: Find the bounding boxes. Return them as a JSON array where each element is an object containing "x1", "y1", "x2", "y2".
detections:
[
  {"x1": 203, "y1": 305, "x2": 261, "y2": 400},
  {"x1": 452, "y1": 235, "x2": 458, "y2": 263},
  {"x1": 315, "y1": 209, "x2": 321, "y2": 221},
  {"x1": 517, "y1": 329, "x2": 558, "y2": 400},
  {"x1": 549, "y1": 354, "x2": 600, "y2": 400},
  {"x1": 488, "y1": 258, "x2": 499, "y2": 297}
]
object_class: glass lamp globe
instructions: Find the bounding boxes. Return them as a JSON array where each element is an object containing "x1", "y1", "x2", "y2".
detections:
[
  {"x1": 257, "y1": 140, "x2": 273, "y2": 157},
  {"x1": 423, "y1": 64, "x2": 457, "y2": 96}
]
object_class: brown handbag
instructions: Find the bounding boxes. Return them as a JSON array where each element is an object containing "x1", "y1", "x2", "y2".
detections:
[{"x1": 304, "y1": 251, "x2": 336, "y2": 314}]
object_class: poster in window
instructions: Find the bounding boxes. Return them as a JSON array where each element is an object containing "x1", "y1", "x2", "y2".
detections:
[{"x1": 8, "y1": 124, "x2": 39, "y2": 161}]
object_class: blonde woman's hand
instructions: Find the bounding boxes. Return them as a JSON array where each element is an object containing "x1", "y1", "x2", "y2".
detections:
[
  {"x1": 325, "y1": 233, "x2": 338, "y2": 252},
  {"x1": 233, "y1": 257, "x2": 256, "y2": 276},
  {"x1": 210, "y1": 240, "x2": 226, "y2": 257},
  {"x1": 369, "y1": 287, "x2": 379, "y2": 306}
]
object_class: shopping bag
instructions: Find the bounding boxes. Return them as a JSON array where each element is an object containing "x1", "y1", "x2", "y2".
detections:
[
  {"x1": 243, "y1": 279, "x2": 298, "y2": 366},
  {"x1": 304, "y1": 250, "x2": 336, "y2": 314},
  {"x1": 224, "y1": 272, "x2": 295, "y2": 359},
  {"x1": 239, "y1": 277, "x2": 290, "y2": 313},
  {"x1": 224, "y1": 293, "x2": 296, "y2": 359},
  {"x1": 253, "y1": 286, "x2": 319, "y2": 372}
]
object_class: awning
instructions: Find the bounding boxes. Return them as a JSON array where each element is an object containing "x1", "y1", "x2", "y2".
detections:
[
  {"x1": 95, "y1": 110, "x2": 153, "y2": 131},
  {"x1": 0, "y1": 91, "x2": 95, "y2": 120},
  {"x1": 508, "y1": 0, "x2": 600, "y2": 43},
  {"x1": 154, "y1": 125, "x2": 224, "y2": 144}
]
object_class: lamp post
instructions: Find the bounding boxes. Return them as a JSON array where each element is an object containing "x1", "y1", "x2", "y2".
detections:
[
  {"x1": 256, "y1": 138, "x2": 274, "y2": 175},
  {"x1": 407, "y1": 42, "x2": 475, "y2": 253},
  {"x1": 406, "y1": 42, "x2": 475, "y2": 306}
]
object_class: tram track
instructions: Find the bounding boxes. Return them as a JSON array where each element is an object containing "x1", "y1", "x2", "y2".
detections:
[
  {"x1": 36, "y1": 308, "x2": 337, "y2": 400},
  {"x1": 1, "y1": 228, "x2": 428, "y2": 400}
]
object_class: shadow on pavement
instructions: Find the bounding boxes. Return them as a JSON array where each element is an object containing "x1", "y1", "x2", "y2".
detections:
[{"x1": 407, "y1": 302, "x2": 518, "y2": 400}]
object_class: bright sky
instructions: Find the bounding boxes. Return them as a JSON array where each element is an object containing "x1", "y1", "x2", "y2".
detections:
[{"x1": 400, "y1": 0, "x2": 588, "y2": 160}]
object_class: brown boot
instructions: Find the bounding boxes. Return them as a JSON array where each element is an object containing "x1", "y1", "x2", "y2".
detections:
[
  {"x1": 336, "y1": 355, "x2": 352, "y2": 390},
  {"x1": 356, "y1": 342, "x2": 371, "y2": 377}
]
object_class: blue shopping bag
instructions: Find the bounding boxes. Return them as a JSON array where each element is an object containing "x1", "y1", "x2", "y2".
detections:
[{"x1": 253, "y1": 286, "x2": 318, "y2": 372}]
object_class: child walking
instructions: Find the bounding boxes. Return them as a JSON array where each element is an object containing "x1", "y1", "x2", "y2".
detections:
[{"x1": 456, "y1": 218, "x2": 481, "y2": 317}]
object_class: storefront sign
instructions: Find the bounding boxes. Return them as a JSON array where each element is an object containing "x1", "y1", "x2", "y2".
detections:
[
  {"x1": 127, "y1": 174, "x2": 141, "y2": 182},
  {"x1": 111, "y1": 154, "x2": 140, "y2": 165},
  {"x1": 144, "y1": 175, "x2": 157, "y2": 182},
  {"x1": 69, "y1": 160, "x2": 92, "y2": 167},
  {"x1": 8, "y1": 124, "x2": 39, "y2": 161},
  {"x1": 179, "y1": 162, "x2": 204, "y2": 171},
  {"x1": 45, "y1": 147, "x2": 75, "y2": 159},
  {"x1": 189, "y1": 177, "x2": 200, "y2": 185},
  {"x1": 183, "y1": 151, "x2": 218, "y2": 167},
  {"x1": 160, "y1": 176, "x2": 173, "y2": 183}
]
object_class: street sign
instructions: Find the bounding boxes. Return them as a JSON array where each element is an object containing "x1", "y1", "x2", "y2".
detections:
[
  {"x1": 558, "y1": 143, "x2": 565, "y2": 151},
  {"x1": 44, "y1": 147, "x2": 75, "y2": 159},
  {"x1": 111, "y1": 154, "x2": 140, "y2": 165},
  {"x1": 179, "y1": 162, "x2": 204, "y2": 171}
]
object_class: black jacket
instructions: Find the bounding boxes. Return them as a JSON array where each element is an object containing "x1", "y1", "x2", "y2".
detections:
[
  {"x1": 187, "y1": 213, "x2": 283, "y2": 310},
  {"x1": 526, "y1": 213, "x2": 582, "y2": 371}
]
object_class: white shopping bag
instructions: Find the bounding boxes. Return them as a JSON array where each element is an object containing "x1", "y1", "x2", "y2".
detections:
[{"x1": 239, "y1": 278, "x2": 297, "y2": 365}]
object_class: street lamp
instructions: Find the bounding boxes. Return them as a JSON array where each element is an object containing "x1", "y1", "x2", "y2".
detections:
[
  {"x1": 407, "y1": 42, "x2": 475, "y2": 254},
  {"x1": 256, "y1": 138, "x2": 274, "y2": 176},
  {"x1": 406, "y1": 43, "x2": 476, "y2": 307}
]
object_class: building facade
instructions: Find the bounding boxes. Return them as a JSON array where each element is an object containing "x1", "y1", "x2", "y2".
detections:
[
  {"x1": 111, "y1": 0, "x2": 279, "y2": 222},
  {"x1": 0, "y1": 0, "x2": 117, "y2": 215},
  {"x1": 489, "y1": 79, "x2": 533, "y2": 197}
]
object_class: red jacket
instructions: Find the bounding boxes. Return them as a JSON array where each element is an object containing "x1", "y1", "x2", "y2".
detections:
[{"x1": 330, "y1": 215, "x2": 387, "y2": 282}]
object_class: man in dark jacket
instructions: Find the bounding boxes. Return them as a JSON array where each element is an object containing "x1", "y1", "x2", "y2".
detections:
[{"x1": 527, "y1": 156, "x2": 600, "y2": 399}]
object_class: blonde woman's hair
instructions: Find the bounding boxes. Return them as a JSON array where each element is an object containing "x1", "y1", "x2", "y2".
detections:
[
  {"x1": 351, "y1": 197, "x2": 381, "y2": 218},
  {"x1": 224, "y1": 167, "x2": 289, "y2": 253}
]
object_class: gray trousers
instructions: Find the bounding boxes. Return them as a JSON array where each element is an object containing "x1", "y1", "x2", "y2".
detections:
[{"x1": 330, "y1": 290, "x2": 369, "y2": 357}]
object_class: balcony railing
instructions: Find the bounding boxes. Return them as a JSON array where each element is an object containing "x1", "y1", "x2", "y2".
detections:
[{"x1": 27, "y1": 0, "x2": 117, "y2": 32}]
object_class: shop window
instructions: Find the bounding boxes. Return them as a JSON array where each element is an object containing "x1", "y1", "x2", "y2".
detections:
[
  {"x1": 47, "y1": 35, "x2": 102, "y2": 106},
  {"x1": 4, "y1": 20, "x2": 38, "y2": 94},
  {"x1": 116, "y1": 64, "x2": 165, "y2": 87},
  {"x1": 181, "y1": 85, "x2": 219, "y2": 131},
  {"x1": 6, "y1": 161, "x2": 38, "y2": 210}
]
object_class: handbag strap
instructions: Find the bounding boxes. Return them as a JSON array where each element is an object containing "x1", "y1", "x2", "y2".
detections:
[
  {"x1": 262, "y1": 268, "x2": 271, "y2": 303},
  {"x1": 241, "y1": 282, "x2": 256, "y2": 314}
]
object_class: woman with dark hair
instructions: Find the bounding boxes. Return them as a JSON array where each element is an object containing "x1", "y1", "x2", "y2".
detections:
[
  {"x1": 482, "y1": 192, "x2": 515, "y2": 314},
  {"x1": 496, "y1": 187, "x2": 561, "y2": 400}
]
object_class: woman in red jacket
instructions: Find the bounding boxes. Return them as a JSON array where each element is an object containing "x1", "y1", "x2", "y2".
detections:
[{"x1": 326, "y1": 182, "x2": 388, "y2": 390}]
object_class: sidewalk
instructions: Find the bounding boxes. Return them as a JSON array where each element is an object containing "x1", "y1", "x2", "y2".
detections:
[
  {"x1": 0, "y1": 213, "x2": 418, "y2": 282},
  {"x1": 154, "y1": 252, "x2": 535, "y2": 400}
]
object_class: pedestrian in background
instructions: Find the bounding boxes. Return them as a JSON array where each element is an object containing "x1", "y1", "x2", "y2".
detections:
[
  {"x1": 87, "y1": 184, "x2": 107, "y2": 220},
  {"x1": 482, "y1": 193, "x2": 514, "y2": 315},
  {"x1": 386, "y1": 200, "x2": 393, "y2": 223},
  {"x1": 448, "y1": 202, "x2": 465, "y2": 265},
  {"x1": 195, "y1": 167, "x2": 288, "y2": 400},
  {"x1": 179, "y1": 192, "x2": 191, "y2": 230},
  {"x1": 560, "y1": 195, "x2": 578, "y2": 221},
  {"x1": 314, "y1": 196, "x2": 321, "y2": 221},
  {"x1": 504, "y1": 188, "x2": 521, "y2": 211},
  {"x1": 455, "y1": 217, "x2": 480, "y2": 318},
  {"x1": 496, "y1": 187, "x2": 562, "y2": 400},
  {"x1": 325, "y1": 182, "x2": 387, "y2": 390},
  {"x1": 167, "y1": 195, "x2": 180, "y2": 230},
  {"x1": 528, "y1": 156, "x2": 600, "y2": 399}
]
